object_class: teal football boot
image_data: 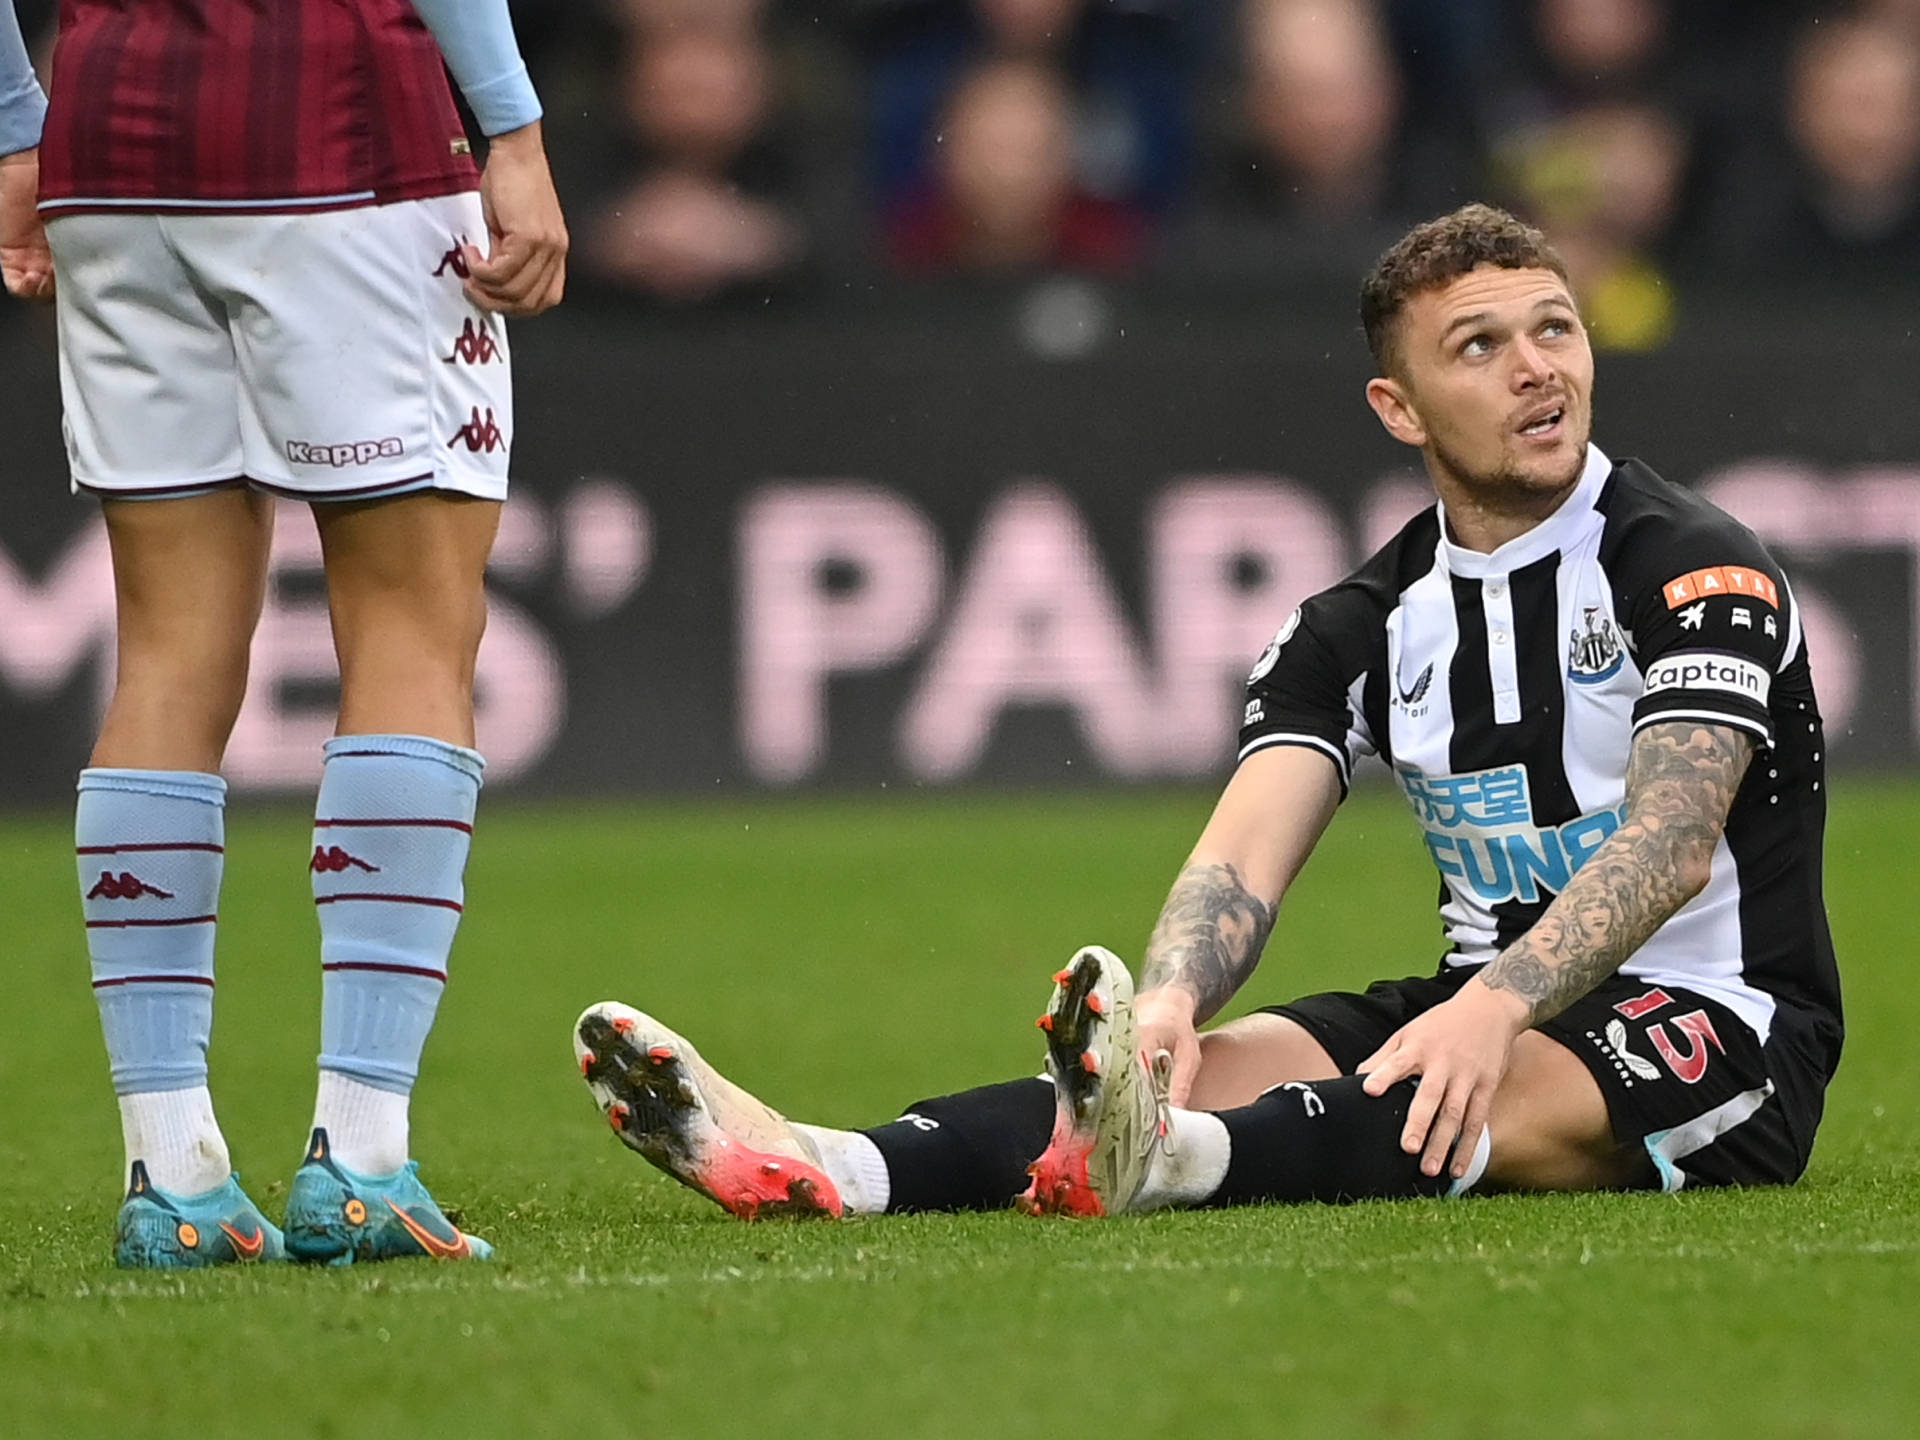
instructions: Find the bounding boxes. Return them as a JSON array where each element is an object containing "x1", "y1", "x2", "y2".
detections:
[
  {"x1": 114, "y1": 1162, "x2": 285, "y2": 1269},
  {"x1": 283, "y1": 1128, "x2": 492, "y2": 1265}
]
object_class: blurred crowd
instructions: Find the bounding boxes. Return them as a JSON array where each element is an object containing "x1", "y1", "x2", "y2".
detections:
[{"x1": 20, "y1": 0, "x2": 1920, "y2": 342}]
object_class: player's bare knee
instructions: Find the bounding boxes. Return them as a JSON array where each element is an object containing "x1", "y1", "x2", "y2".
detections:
[{"x1": 1187, "y1": 1014, "x2": 1339, "y2": 1111}]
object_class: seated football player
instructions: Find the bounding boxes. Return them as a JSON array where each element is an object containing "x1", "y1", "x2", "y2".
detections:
[{"x1": 573, "y1": 205, "x2": 1842, "y2": 1221}]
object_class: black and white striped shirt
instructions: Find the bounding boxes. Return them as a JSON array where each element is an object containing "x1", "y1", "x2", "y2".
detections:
[{"x1": 1240, "y1": 445, "x2": 1842, "y2": 1056}]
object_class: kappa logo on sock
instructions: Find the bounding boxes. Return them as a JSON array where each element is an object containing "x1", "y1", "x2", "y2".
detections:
[
  {"x1": 311, "y1": 845, "x2": 380, "y2": 875},
  {"x1": 86, "y1": 870, "x2": 175, "y2": 901}
]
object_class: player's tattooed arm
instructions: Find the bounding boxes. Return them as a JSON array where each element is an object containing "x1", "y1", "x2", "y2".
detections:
[
  {"x1": 1138, "y1": 861, "x2": 1276, "y2": 1023},
  {"x1": 1478, "y1": 720, "x2": 1754, "y2": 1026}
]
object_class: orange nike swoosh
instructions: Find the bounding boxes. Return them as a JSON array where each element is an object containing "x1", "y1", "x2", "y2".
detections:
[
  {"x1": 219, "y1": 1221, "x2": 266, "y2": 1260},
  {"x1": 383, "y1": 1197, "x2": 471, "y2": 1259}
]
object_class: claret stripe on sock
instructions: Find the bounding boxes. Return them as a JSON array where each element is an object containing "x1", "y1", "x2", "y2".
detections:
[
  {"x1": 322, "y1": 960, "x2": 449, "y2": 983},
  {"x1": 313, "y1": 893, "x2": 464, "y2": 911},
  {"x1": 76, "y1": 841, "x2": 226, "y2": 854},
  {"x1": 91, "y1": 973, "x2": 217, "y2": 989},
  {"x1": 313, "y1": 817, "x2": 474, "y2": 833},
  {"x1": 85, "y1": 914, "x2": 218, "y2": 929}
]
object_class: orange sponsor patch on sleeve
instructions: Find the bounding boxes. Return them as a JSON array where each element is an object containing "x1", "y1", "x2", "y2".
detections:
[{"x1": 1662, "y1": 565, "x2": 1779, "y2": 610}]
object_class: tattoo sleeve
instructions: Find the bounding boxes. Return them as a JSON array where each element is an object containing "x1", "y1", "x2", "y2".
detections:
[
  {"x1": 1479, "y1": 720, "x2": 1755, "y2": 1026},
  {"x1": 1137, "y1": 861, "x2": 1277, "y2": 1023}
]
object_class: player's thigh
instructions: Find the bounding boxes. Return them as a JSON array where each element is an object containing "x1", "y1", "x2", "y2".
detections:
[
  {"x1": 1187, "y1": 1013, "x2": 1341, "y2": 1111},
  {"x1": 1483, "y1": 1031, "x2": 1649, "y2": 1192},
  {"x1": 92, "y1": 491, "x2": 277, "y2": 769},
  {"x1": 102, "y1": 490, "x2": 277, "y2": 657},
  {"x1": 311, "y1": 490, "x2": 501, "y2": 652},
  {"x1": 44, "y1": 214, "x2": 245, "y2": 492},
  {"x1": 186, "y1": 194, "x2": 511, "y2": 502}
]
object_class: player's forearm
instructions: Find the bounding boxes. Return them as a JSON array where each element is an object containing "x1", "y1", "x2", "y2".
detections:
[
  {"x1": 409, "y1": 0, "x2": 541, "y2": 138},
  {"x1": 1478, "y1": 721, "x2": 1752, "y2": 1026},
  {"x1": 1137, "y1": 860, "x2": 1277, "y2": 1023},
  {"x1": 0, "y1": 5, "x2": 47, "y2": 159}
]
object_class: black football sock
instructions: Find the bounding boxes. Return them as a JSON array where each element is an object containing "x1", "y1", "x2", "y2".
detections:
[
  {"x1": 1206, "y1": 1075, "x2": 1462, "y2": 1207},
  {"x1": 861, "y1": 1078, "x2": 1056, "y2": 1213}
]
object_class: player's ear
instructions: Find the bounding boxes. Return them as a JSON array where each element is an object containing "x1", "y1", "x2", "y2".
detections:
[{"x1": 1365, "y1": 376, "x2": 1427, "y2": 448}]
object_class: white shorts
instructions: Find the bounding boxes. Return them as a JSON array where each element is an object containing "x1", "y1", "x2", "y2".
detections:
[{"x1": 46, "y1": 192, "x2": 512, "y2": 502}]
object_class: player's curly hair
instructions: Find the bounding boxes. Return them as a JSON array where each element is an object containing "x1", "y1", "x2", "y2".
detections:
[{"x1": 1360, "y1": 204, "x2": 1570, "y2": 377}]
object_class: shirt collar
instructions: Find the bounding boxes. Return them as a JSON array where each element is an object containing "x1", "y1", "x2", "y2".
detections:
[{"x1": 1435, "y1": 442, "x2": 1613, "y2": 579}]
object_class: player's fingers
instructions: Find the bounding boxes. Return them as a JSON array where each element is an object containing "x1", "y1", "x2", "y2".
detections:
[
  {"x1": 1452, "y1": 1109, "x2": 1490, "y2": 1181},
  {"x1": 1359, "y1": 1041, "x2": 1410, "y2": 1095},
  {"x1": 535, "y1": 256, "x2": 567, "y2": 314},
  {"x1": 1400, "y1": 1066, "x2": 1444, "y2": 1154},
  {"x1": 472, "y1": 246, "x2": 553, "y2": 311},
  {"x1": 1452, "y1": 1081, "x2": 1496, "y2": 1179},
  {"x1": 466, "y1": 236, "x2": 537, "y2": 291},
  {"x1": 1421, "y1": 1078, "x2": 1472, "y2": 1177},
  {"x1": 516, "y1": 251, "x2": 566, "y2": 316}
]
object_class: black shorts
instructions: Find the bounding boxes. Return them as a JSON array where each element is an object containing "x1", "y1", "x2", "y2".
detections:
[{"x1": 1262, "y1": 965, "x2": 1835, "y2": 1190}]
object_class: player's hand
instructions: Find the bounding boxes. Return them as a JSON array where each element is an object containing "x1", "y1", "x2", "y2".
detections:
[
  {"x1": 465, "y1": 121, "x2": 567, "y2": 317},
  {"x1": 1357, "y1": 979, "x2": 1530, "y2": 1179},
  {"x1": 0, "y1": 147, "x2": 55, "y2": 303},
  {"x1": 1135, "y1": 985, "x2": 1203, "y2": 1108}
]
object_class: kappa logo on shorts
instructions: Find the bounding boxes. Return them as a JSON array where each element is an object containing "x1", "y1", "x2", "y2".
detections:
[
  {"x1": 433, "y1": 235, "x2": 473, "y2": 279},
  {"x1": 449, "y1": 407, "x2": 506, "y2": 454},
  {"x1": 287, "y1": 437, "x2": 405, "y2": 468},
  {"x1": 442, "y1": 318, "x2": 502, "y2": 365}
]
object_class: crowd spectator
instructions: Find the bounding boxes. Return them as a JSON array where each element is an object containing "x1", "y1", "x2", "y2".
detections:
[
  {"x1": 580, "y1": 1, "x2": 808, "y2": 301},
  {"x1": 884, "y1": 56, "x2": 1148, "y2": 271},
  {"x1": 862, "y1": 0, "x2": 1194, "y2": 275},
  {"x1": 1776, "y1": 12, "x2": 1920, "y2": 279},
  {"x1": 16, "y1": 0, "x2": 1920, "y2": 311},
  {"x1": 1170, "y1": 0, "x2": 1443, "y2": 289}
]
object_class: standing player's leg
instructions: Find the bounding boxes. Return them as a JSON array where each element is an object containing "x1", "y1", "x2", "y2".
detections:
[
  {"x1": 81, "y1": 491, "x2": 284, "y2": 1265},
  {"x1": 49, "y1": 211, "x2": 286, "y2": 1266},
  {"x1": 178, "y1": 195, "x2": 509, "y2": 1262},
  {"x1": 284, "y1": 491, "x2": 499, "y2": 1264}
]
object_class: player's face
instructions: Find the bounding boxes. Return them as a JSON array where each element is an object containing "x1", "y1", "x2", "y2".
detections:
[{"x1": 1366, "y1": 265, "x2": 1594, "y2": 508}]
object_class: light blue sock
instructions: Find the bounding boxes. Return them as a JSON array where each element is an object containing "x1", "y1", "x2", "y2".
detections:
[
  {"x1": 77, "y1": 769, "x2": 226, "y2": 1095},
  {"x1": 313, "y1": 734, "x2": 484, "y2": 1095}
]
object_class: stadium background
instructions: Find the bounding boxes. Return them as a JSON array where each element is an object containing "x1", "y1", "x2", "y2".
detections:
[
  {"x1": 3, "y1": 5, "x2": 1919, "y2": 1438},
  {"x1": 5, "y1": 0, "x2": 1920, "y2": 797}
]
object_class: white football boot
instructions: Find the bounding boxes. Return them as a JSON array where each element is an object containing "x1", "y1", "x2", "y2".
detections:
[
  {"x1": 574, "y1": 1002, "x2": 843, "y2": 1220},
  {"x1": 1018, "y1": 946, "x2": 1172, "y2": 1218}
]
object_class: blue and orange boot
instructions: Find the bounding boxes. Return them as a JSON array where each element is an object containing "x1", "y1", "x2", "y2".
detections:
[
  {"x1": 282, "y1": 1128, "x2": 492, "y2": 1265},
  {"x1": 114, "y1": 1162, "x2": 284, "y2": 1269}
]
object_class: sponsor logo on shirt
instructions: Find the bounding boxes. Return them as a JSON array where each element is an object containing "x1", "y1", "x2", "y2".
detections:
[
  {"x1": 1394, "y1": 661, "x2": 1434, "y2": 709},
  {"x1": 1662, "y1": 565, "x2": 1779, "y2": 610},
  {"x1": 1642, "y1": 652, "x2": 1770, "y2": 705},
  {"x1": 1567, "y1": 606, "x2": 1625, "y2": 685},
  {"x1": 1397, "y1": 763, "x2": 1627, "y2": 905}
]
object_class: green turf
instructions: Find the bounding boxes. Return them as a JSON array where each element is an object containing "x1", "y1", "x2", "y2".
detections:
[{"x1": 1, "y1": 783, "x2": 1914, "y2": 1439}]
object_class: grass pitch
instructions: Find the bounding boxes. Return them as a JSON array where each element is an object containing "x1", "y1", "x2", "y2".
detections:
[{"x1": 1, "y1": 783, "x2": 1914, "y2": 1439}]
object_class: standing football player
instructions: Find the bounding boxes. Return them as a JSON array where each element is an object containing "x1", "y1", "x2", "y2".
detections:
[
  {"x1": 1, "y1": 0, "x2": 566, "y2": 1267},
  {"x1": 570, "y1": 205, "x2": 1841, "y2": 1222}
]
